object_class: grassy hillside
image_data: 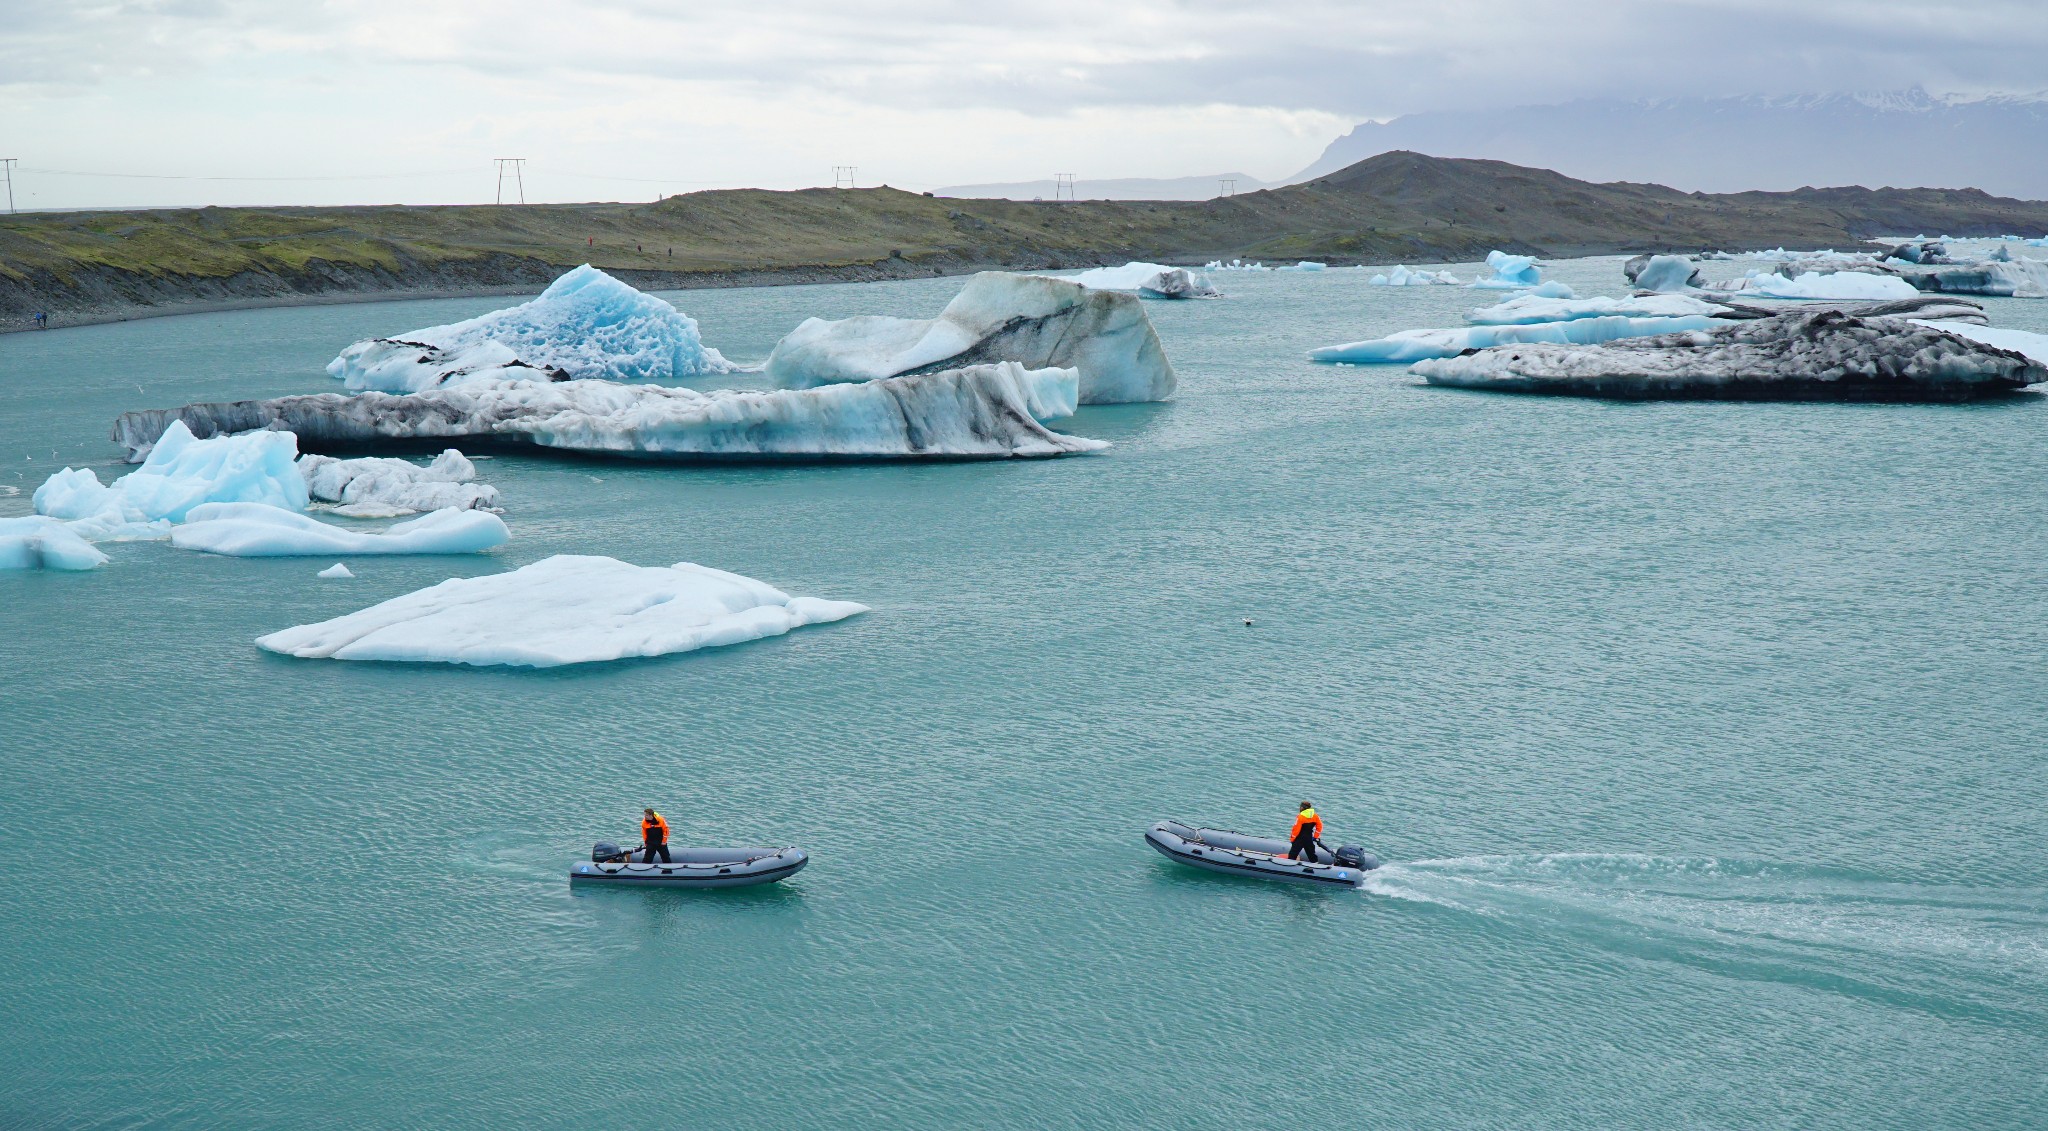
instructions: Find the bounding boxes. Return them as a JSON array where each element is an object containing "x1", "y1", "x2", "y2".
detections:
[{"x1": 6, "y1": 152, "x2": 2048, "y2": 327}]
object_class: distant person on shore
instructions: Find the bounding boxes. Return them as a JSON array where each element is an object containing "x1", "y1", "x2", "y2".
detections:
[
  {"x1": 1285, "y1": 801, "x2": 1325, "y2": 861},
  {"x1": 34, "y1": 312, "x2": 47, "y2": 329},
  {"x1": 640, "y1": 808, "x2": 672, "y2": 864}
]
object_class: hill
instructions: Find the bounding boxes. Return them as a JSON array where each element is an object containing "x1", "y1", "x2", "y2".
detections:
[
  {"x1": 1295, "y1": 92, "x2": 2048, "y2": 198},
  {"x1": 7, "y1": 151, "x2": 2048, "y2": 330}
]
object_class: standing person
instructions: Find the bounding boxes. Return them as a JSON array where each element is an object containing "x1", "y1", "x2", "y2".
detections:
[
  {"x1": 1285, "y1": 801, "x2": 1324, "y2": 861},
  {"x1": 640, "y1": 807, "x2": 672, "y2": 864}
]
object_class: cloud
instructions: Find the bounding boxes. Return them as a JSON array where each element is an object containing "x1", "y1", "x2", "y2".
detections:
[{"x1": 0, "y1": 0, "x2": 2040, "y2": 206}]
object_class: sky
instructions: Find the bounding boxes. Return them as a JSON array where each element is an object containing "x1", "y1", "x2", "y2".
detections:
[{"x1": 1, "y1": 0, "x2": 2043, "y2": 209}]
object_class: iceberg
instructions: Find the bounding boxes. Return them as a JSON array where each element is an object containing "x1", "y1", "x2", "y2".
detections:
[
  {"x1": 299, "y1": 450, "x2": 500, "y2": 515},
  {"x1": 1308, "y1": 315, "x2": 1724, "y2": 364},
  {"x1": 115, "y1": 363, "x2": 1106, "y2": 463},
  {"x1": 1469, "y1": 250, "x2": 1544, "y2": 289},
  {"x1": 1468, "y1": 293, "x2": 1732, "y2": 325},
  {"x1": 1903, "y1": 257, "x2": 2048, "y2": 299},
  {"x1": 170, "y1": 503, "x2": 510, "y2": 557},
  {"x1": 1410, "y1": 309, "x2": 2047, "y2": 400},
  {"x1": 36, "y1": 419, "x2": 307, "y2": 537},
  {"x1": 1368, "y1": 265, "x2": 1460, "y2": 286},
  {"x1": 1737, "y1": 272, "x2": 1922, "y2": 300},
  {"x1": 1911, "y1": 320, "x2": 2048, "y2": 366},
  {"x1": 318, "y1": 563, "x2": 355, "y2": 579},
  {"x1": 763, "y1": 272, "x2": 1174, "y2": 404},
  {"x1": 326, "y1": 265, "x2": 734, "y2": 394},
  {"x1": 1204, "y1": 259, "x2": 1268, "y2": 271},
  {"x1": 255, "y1": 554, "x2": 868, "y2": 668},
  {"x1": 1277, "y1": 261, "x2": 1328, "y2": 272},
  {"x1": 0, "y1": 517, "x2": 108, "y2": 571},
  {"x1": 1626, "y1": 254, "x2": 1703, "y2": 292},
  {"x1": 1056, "y1": 262, "x2": 1220, "y2": 299},
  {"x1": 1883, "y1": 241, "x2": 1952, "y2": 265}
]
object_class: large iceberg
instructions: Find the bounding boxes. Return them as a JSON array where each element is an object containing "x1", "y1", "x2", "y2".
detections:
[
  {"x1": 1308, "y1": 315, "x2": 1724, "y2": 364},
  {"x1": 35, "y1": 419, "x2": 307, "y2": 537},
  {"x1": 170, "y1": 503, "x2": 510, "y2": 557},
  {"x1": 763, "y1": 272, "x2": 1174, "y2": 404},
  {"x1": 300, "y1": 450, "x2": 500, "y2": 516},
  {"x1": 1410, "y1": 309, "x2": 2046, "y2": 400},
  {"x1": 1912, "y1": 320, "x2": 2048, "y2": 366},
  {"x1": 0, "y1": 517, "x2": 108, "y2": 571},
  {"x1": 1469, "y1": 250, "x2": 1544, "y2": 289},
  {"x1": 1903, "y1": 257, "x2": 2048, "y2": 299},
  {"x1": 256, "y1": 554, "x2": 868, "y2": 668},
  {"x1": 327, "y1": 265, "x2": 734, "y2": 394},
  {"x1": 1056, "y1": 262, "x2": 1219, "y2": 299},
  {"x1": 115, "y1": 363, "x2": 1105, "y2": 463}
]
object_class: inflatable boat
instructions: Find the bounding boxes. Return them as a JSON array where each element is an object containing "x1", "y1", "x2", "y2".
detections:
[
  {"x1": 569, "y1": 841, "x2": 808, "y2": 888},
  {"x1": 1146, "y1": 820, "x2": 1380, "y2": 887}
]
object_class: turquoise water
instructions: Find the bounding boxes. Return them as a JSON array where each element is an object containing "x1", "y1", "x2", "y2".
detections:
[{"x1": 4, "y1": 259, "x2": 2047, "y2": 1129}]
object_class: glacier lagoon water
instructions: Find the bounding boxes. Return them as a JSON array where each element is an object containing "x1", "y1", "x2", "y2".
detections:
[{"x1": 4, "y1": 257, "x2": 2047, "y2": 1129}]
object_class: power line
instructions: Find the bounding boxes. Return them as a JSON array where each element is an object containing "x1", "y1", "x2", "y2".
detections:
[
  {"x1": 1053, "y1": 173, "x2": 1076, "y2": 202},
  {"x1": 1218, "y1": 178, "x2": 1235, "y2": 198},
  {"x1": 832, "y1": 165, "x2": 857, "y2": 189},
  {"x1": 17, "y1": 166, "x2": 474, "y2": 182},
  {"x1": 2, "y1": 160, "x2": 15, "y2": 213},
  {"x1": 494, "y1": 158, "x2": 526, "y2": 205}
]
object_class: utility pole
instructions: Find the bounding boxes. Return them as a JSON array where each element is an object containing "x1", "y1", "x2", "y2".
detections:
[
  {"x1": 1054, "y1": 173, "x2": 1076, "y2": 202},
  {"x1": 832, "y1": 165, "x2": 857, "y2": 189},
  {"x1": 1217, "y1": 178, "x2": 1235, "y2": 198},
  {"x1": 493, "y1": 158, "x2": 526, "y2": 205},
  {"x1": 1, "y1": 159, "x2": 16, "y2": 213}
]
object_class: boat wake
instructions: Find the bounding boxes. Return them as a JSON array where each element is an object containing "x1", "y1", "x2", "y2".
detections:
[{"x1": 1363, "y1": 853, "x2": 2048, "y2": 1024}]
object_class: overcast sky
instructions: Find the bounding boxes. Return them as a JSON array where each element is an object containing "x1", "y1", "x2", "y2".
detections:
[{"x1": 2, "y1": 0, "x2": 2042, "y2": 208}]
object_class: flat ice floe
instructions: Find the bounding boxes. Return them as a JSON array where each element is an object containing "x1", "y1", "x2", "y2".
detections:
[
  {"x1": 1467, "y1": 293, "x2": 1731, "y2": 325},
  {"x1": 763, "y1": 271, "x2": 1175, "y2": 404},
  {"x1": 115, "y1": 362, "x2": 1104, "y2": 462},
  {"x1": 0, "y1": 517, "x2": 109, "y2": 570},
  {"x1": 1411, "y1": 309, "x2": 2048, "y2": 400},
  {"x1": 171, "y1": 503, "x2": 510, "y2": 557},
  {"x1": 256, "y1": 554, "x2": 868, "y2": 667},
  {"x1": 1369, "y1": 266, "x2": 1460, "y2": 286},
  {"x1": 1737, "y1": 272, "x2": 1922, "y2": 300},
  {"x1": 327, "y1": 265, "x2": 734, "y2": 394},
  {"x1": 1309, "y1": 316, "x2": 1724, "y2": 364},
  {"x1": 1055, "y1": 262, "x2": 1220, "y2": 299}
]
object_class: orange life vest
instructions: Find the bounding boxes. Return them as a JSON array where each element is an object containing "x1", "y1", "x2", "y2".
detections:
[
  {"x1": 1290, "y1": 808, "x2": 1323, "y2": 839},
  {"x1": 642, "y1": 812, "x2": 670, "y2": 842}
]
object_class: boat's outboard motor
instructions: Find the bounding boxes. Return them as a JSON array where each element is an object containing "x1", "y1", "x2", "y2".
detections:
[
  {"x1": 592, "y1": 841, "x2": 631, "y2": 864},
  {"x1": 1334, "y1": 845, "x2": 1379, "y2": 871}
]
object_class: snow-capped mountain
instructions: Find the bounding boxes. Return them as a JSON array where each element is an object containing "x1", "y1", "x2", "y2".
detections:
[{"x1": 1292, "y1": 91, "x2": 2048, "y2": 198}]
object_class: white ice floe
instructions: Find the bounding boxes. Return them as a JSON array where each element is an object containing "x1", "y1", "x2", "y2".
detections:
[
  {"x1": 327, "y1": 265, "x2": 734, "y2": 394},
  {"x1": 1905, "y1": 257, "x2": 2048, "y2": 299},
  {"x1": 1056, "y1": 262, "x2": 1220, "y2": 299},
  {"x1": 300, "y1": 449, "x2": 500, "y2": 515},
  {"x1": 1204, "y1": 259, "x2": 1268, "y2": 271},
  {"x1": 1368, "y1": 266, "x2": 1460, "y2": 286},
  {"x1": 34, "y1": 419, "x2": 307, "y2": 539},
  {"x1": 117, "y1": 362, "x2": 1105, "y2": 462},
  {"x1": 1277, "y1": 261, "x2": 1328, "y2": 272},
  {"x1": 318, "y1": 562, "x2": 355, "y2": 579},
  {"x1": 1410, "y1": 310, "x2": 2047, "y2": 399},
  {"x1": 171, "y1": 503, "x2": 510, "y2": 557},
  {"x1": 763, "y1": 272, "x2": 1174, "y2": 404},
  {"x1": 1912, "y1": 320, "x2": 2048, "y2": 365},
  {"x1": 1468, "y1": 250, "x2": 1544, "y2": 289},
  {"x1": 1467, "y1": 293, "x2": 1727, "y2": 325},
  {"x1": 1631, "y1": 255, "x2": 1702, "y2": 293},
  {"x1": 256, "y1": 554, "x2": 868, "y2": 668},
  {"x1": 0, "y1": 516, "x2": 108, "y2": 571},
  {"x1": 1308, "y1": 315, "x2": 1722, "y2": 364},
  {"x1": 1738, "y1": 271, "x2": 1922, "y2": 300}
]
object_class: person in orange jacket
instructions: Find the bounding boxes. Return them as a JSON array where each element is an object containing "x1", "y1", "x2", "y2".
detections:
[
  {"x1": 1286, "y1": 801, "x2": 1326, "y2": 861},
  {"x1": 640, "y1": 808, "x2": 673, "y2": 864}
]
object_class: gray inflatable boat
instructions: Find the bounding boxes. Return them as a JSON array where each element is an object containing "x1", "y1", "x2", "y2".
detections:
[
  {"x1": 570, "y1": 841, "x2": 808, "y2": 888},
  {"x1": 1146, "y1": 820, "x2": 1380, "y2": 887}
]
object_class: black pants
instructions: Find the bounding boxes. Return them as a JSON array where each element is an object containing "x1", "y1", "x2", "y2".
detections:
[
  {"x1": 1287, "y1": 831, "x2": 1318, "y2": 861},
  {"x1": 641, "y1": 840, "x2": 672, "y2": 864}
]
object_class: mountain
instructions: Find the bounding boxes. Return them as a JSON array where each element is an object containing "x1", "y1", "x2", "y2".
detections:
[
  {"x1": 1293, "y1": 91, "x2": 2048, "y2": 199},
  {"x1": 936, "y1": 173, "x2": 1271, "y2": 202},
  {"x1": 13, "y1": 151, "x2": 2048, "y2": 327}
]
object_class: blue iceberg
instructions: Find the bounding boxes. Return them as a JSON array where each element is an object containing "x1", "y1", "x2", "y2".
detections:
[
  {"x1": 1469, "y1": 250, "x2": 1545, "y2": 290},
  {"x1": 327, "y1": 265, "x2": 734, "y2": 394}
]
